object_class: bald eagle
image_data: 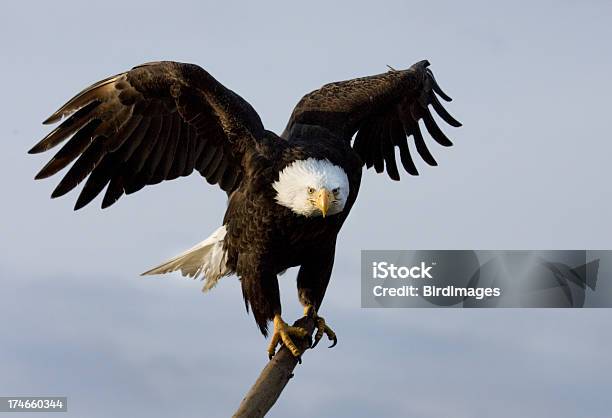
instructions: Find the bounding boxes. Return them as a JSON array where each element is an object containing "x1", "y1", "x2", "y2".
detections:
[{"x1": 29, "y1": 60, "x2": 461, "y2": 358}]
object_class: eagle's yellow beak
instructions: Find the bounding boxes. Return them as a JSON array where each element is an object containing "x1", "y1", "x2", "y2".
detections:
[{"x1": 315, "y1": 188, "x2": 333, "y2": 217}]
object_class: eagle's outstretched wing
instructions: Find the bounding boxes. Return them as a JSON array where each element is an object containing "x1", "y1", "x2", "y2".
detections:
[
  {"x1": 282, "y1": 60, "x2": 461, "y2": 180},
  {"x1": 30, "y1": 61, "x2": 266, "y2": 209}
]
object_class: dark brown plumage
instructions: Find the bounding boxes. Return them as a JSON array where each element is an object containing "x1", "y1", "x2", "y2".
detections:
[
  {"x1": 30, "y1": 60, "x2": 460, "y2": 344},
  {"x1": 283, "y1": 60, "x2": 461, "y2": 179},
  {"x1": 30, "y1": 62, "x2": 264, "y2": 209}
]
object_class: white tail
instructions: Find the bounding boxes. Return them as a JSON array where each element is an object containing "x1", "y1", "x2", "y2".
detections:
[{"x1": 141, "y1": 226, "x2": 231, "y2": 292}]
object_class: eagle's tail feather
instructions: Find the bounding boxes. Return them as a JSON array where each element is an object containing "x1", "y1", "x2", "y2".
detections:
[{"x1": 141, "y1": 225, "x2": 230, "y2": 292}]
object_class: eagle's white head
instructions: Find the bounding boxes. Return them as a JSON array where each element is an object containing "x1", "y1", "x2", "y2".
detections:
[{"x1": 272, "y1": 158, "x2": 349, "y2": 218}]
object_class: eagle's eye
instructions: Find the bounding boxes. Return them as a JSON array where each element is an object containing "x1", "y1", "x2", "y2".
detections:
[
  {"x1": 332, "y1": 187, "x2": 340, "y2": 195},
  {"x1": 307, "y1": 187, "x2": 316, "y2": 195}
]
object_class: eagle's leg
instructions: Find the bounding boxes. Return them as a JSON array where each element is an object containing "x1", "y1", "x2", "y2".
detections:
[
  {"x1": 296, "y1": 246, "x2": 338, "y2": 350},
  {"x1": 303, "y1": 304, "x2": 337, "y2": 349},
  {"x1": 267, "y1": 314, "x2": 309, "y2": 359}
]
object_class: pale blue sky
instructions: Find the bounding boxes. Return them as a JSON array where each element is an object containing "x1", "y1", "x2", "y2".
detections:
[{"x1": 1, "y1": 1, "x2": 611, "y2": 417}]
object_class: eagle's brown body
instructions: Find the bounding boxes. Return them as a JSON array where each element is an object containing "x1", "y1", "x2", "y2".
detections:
[{"x1": 30, "y1": 60, "x2": 460, "y2": 339}]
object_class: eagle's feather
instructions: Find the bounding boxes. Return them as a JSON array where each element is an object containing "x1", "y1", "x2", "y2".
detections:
[
  {"x1": 30, "y1": 60, "x2": 461, "y2": 335},
  {"x1": 30, "y1": 61, "x2": 268, "y2": 209},
  {"x1": 282, "y1": 60, "x2": 461, "y2": 180}
]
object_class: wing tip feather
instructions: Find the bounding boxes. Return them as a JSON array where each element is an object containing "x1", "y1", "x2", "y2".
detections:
[
  {"x1": 73, "y1": 198, "x2": 88, "y2": 211},
  {"x1": 42, "y1": 113, "x2": 62, "y2": 125},
  {"x1": 34, "y1": 170, "x2": 49, "y2": 181},
  {"x1": 28, "y1": 144, "x2": 44, "y2": 154},
  {"x1": 50, "y1": 187, "x2": 65, "y2": 200}
]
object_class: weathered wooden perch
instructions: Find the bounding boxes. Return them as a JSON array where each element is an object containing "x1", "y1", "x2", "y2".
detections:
[{"x1": 232, "y1": 316, "x2": 317, "y2": 418}]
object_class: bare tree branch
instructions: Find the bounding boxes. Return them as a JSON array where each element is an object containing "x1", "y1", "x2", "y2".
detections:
[{"x1": 232, "y1": 316, "x2": 316, "y2": 418}]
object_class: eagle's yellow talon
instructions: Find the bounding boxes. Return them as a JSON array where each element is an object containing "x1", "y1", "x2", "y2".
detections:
[
  {"x1": 304, "y1": 305, "x2": 338, "y2": 349},
  {"x1": 325, "y1": 324, "x2": 337, "y2": 348},
  {"x1": 267, "y1": 315, "x2": 308, "y2": 359}
]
